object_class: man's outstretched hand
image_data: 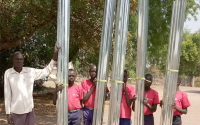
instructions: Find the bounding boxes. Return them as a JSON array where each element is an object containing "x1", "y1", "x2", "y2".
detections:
[{"x1": 53, "y1": 41, "x2": 61, "y2": 61}]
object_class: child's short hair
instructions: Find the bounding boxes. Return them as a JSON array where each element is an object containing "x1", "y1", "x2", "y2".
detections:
[
  {"x1": 89, "y1": 64, "x2": 97, "y2": 71},
  {"x1": 68, "y1": 69, "x2": 77, "y2": 76},
  {"x1": 145, "y1": 74, "x2": 153, "y2": 79}
]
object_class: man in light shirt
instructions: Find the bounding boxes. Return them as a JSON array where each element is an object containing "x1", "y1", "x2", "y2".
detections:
[{"x1": 4, "y1": 42, "x2": 60, "y2": 125}]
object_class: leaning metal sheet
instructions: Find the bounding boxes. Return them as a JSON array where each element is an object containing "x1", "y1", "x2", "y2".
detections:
[
  {"x1": 56, "y1": 0, "x2": 63, "y2": 124},
  {"x1": 60, "y1": 0, "x2": 65, "y2": 124},
  {"x1": 160, "y1": 0, "x2": 186, "y2": 125},
  {"x1": 108, "y1": 0, "x2": 130, "y2": 125},
  {"x1": 92, "y1": 0, "x2": 116, "y2": 125},
  {"x1": 62, "y1": 0, "x2": 70, "y2": 124},
  {"x1": 134, "y1": 0, "x2": 149, "y2": 125}
]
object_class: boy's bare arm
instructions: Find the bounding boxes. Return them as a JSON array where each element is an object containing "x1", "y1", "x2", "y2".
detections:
[
  {"x1": 53, "y1": 85, "x2": 64, "y2": 105},
  {"x1": 171, "y1": 103, "x2": 188, "y2": 114},
  {"x1": 160, "y1": 100, "x2": 187, "y2": 114},
  {"x1": 143, "y1": 99, "x2": 158, "y2": 112},
  {"x1": 132, "y1": 98, "x2": 136, "y2": 111},
  {"x1": 83, "y1": 86, "x2": 95, "y2": 102},
  {"x1": 83, "y1": 79, "x2": 97, "y2": 102},
  {"x1": 124, "y1": 86, "x2": 132, "y2": 107}
]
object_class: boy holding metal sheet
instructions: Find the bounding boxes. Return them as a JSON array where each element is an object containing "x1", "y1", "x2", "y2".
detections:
[
  {"x1": 171, "y1": 77, "x2": 191, "y2": 125},
  {"x1": 133, "y1": 74, "x2": 160, "y2": 125},
  {"x1": 53, "y1": 69, "x2": 83, "y2": 125},
  {"x1": 143, "y1": 74, "x2": 159, "y2": 125},
  {"x1": 81, "y1": 65, "x2": 109, "y2": 125},
  {"x1": 160, "y1": 77, "x2": 191, "y2": 125},
  {"x1": 119, "y1": 70, "x2": 136, "y2": 125}
]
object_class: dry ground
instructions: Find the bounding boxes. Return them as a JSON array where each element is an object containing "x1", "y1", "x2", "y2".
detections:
[{"x1": 1, "y1": 80, "x2": 200, "y2": 125}]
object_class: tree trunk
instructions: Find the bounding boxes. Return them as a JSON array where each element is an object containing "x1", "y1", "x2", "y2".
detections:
[{"x1": 191, "y1": 76, "x2": 195, "y2": 87}]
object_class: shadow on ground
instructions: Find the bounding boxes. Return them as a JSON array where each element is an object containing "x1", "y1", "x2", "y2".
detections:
[{"x1": 184, "y1": 90, "x2": 200, "y2": 94}]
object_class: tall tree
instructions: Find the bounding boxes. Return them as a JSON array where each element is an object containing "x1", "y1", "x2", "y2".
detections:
[
  {"x1": 125, "y1": 0, "x2": 200, "y2": 77},
  {"x1": 179, "y1": 30, "x2": 200, "y2": 77},
  {"x1": 0, "y1": 0, "x2": 200, "y2": 97}
]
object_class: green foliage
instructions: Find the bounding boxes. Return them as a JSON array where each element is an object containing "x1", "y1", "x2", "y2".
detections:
[
  {"x1": 145, "y1": 0, "x2": 200, "y2": 74},
  {"x1": 179, "y1": 30, "x2": 200, "y2": 76},
  {"x1": 0, "y1": 0, "x2": 57, "y2": 50},
  {"x1": 124, "y1": 0, "x2": 200, "y2": 78},
  {"x1": 0, "y1": 0, "x2": 107, "y2": 97},
  {"x1": 186, "y1": 0, "x2": 200, "y2": 21},
  {"x1": 0, "y1": 0, "x2": 200, "y2": 97},
  {"x1": 125, "y1": 13, "x2": 138, "y2": 78}
]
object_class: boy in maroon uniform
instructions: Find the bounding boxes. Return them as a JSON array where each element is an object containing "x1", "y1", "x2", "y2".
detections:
[
  {"x1": 132, "y1": 74, "x2": 159, "y2": 125},
  {"x1": 119, "y1": 70, "x2": 135, "y2": 125},
  {"x1": 81, "y1": 65, "x2": 109, "y2": 125},
  {"x1": 160, "y1": 77, "x2": 191, "y2": 125},
  {"x1": 143, "y1": 74, "x2": 159, "y2": 125},
  {"x1": 53, "y1": 69, "x2": 83, "y2": 125}
]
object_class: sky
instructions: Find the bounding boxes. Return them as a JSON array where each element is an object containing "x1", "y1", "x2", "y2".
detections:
[{"x1": 184, "y1": 6, "x2": 200, "y2": 33}]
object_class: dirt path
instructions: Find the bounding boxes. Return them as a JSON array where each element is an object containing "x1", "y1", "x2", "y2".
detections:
[
  {"x1": 1, "y1": 84, "x2": 200, "y2": 125},
  {"x1": 102, "y1": 85, "x2": 200, "y2": 125},
  {"x1": 133, "y1": 86, "x2": 200, "y2": 125}
]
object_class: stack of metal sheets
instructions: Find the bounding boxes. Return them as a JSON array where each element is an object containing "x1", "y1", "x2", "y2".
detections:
[
  {"x1": 108, "y1": 0, "x2": 131, "y2": 124},
  {"x1": 134, "y1": 0, "x2": 149, "y2": 125},
  {"x1": 56, "y1": 0, "x2": 70, "y2": 124},
  {"x1": 160, "y1": 0, "x2": 187, "y2": 125},
  {"x1": 92, "y1": 0, "x2": 116, "y2": 125}
]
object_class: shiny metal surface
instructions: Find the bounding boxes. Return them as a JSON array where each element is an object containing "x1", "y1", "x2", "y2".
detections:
[
  {"x1": 160, "y1": 0, "x2": 186, "y2": 125},
  {"x1": 108, "y1": 0, "x2": 130, "y2": 124},
  {"x1": 56, "y1": 0, "x2": 70, "y2": 124},
  {"x1": 62, "y1": 0, "x2": 70, "y2": 124},
  {"x1": 134, "y1": 0, "x2": 149, "y2": 124},
  {"x1": 59, "y1": 0, "x2": 64, "y2": 123},
  {"x1": 92, "y1": 0, "x2": 116, "y2": 125},
  {"x1": 56, "y1": 0, "x2": 62, "y2": 124}
]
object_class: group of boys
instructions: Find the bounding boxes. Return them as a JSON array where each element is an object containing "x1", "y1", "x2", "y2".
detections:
[
  {"x1": 53, "y1": 66, "x2": 191, "y2": 125},
  {"x1": 4, "y1": 46, "x2": 190, "y2": 125},
  {"x1": 53, "y1": 65, "x2": 109, "y2": 125}
]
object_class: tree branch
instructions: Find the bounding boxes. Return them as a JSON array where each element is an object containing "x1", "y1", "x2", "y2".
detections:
[{"x1": 0, "y1": 14, "x2": 56, "y2": 50}]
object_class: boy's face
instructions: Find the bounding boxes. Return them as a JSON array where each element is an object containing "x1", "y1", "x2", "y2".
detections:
[
  {"x1": 13, "y1": 53, "x2": 24, "y2": 68},
  {"x1": 177, "y1": 78, "x2": 181, "y2": 86},
  {"x1": 68, "y1": 71, "x2": 76, "y2": 84},
  {"x1": 145, "y1": 76, "x2": 152, "y2": 88},
  {"x1": 123, "y1": 72, "x2": 128, "y2": 83},
  {"x1": 89, "y1": 66, "x2": 97, "y2": 79}
]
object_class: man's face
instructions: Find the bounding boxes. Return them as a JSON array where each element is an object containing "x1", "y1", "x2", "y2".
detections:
[
  {"x1": 68, "y1": 71, "x2": 76, "y2": 83},
  {"x1": 89, "y1": 66, "x2": 97, "y2": 79},
  {"x1": 145, "y1": 76, "x2": 152, "y2": 88},
  {"x1": 13, "y1": 53, "x2": 24, "y2": 68}
]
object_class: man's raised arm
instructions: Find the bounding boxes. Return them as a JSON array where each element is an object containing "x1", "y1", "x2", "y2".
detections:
[{"x1": 34, "y1": 42, "x2": 60, "y2": 80}]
